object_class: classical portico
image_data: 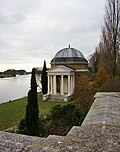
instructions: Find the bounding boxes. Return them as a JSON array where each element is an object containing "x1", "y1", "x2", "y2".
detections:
[
  {"x1": 47, "y1": 65, "x2": 75, "y2": 96},
  {"x1": 43, "y1": 46, "x2": 88, "y2": 101}
]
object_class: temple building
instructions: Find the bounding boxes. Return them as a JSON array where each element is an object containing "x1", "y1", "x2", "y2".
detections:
[{"x1": 43, "y1": 45, "x2": 88, "y2": 101}]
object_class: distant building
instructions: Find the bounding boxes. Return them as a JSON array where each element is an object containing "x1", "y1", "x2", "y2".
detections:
[
  {"x1": 43, "y1": 46, "x2": 88, "y2": 101},
  {"x1": 34, "y1": 67, "x2": 42, "y2": 75}
]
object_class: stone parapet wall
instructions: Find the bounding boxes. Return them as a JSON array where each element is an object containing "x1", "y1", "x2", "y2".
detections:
[
  {"x1": 0, "y1": 92, "x2": 120, "y2": 151},
  {"x1": 0, "y1": 131, "x2": 44, "y2": 152},
  {"x1": 82, "y1": 92, "x2": 120, "y2": 126}
]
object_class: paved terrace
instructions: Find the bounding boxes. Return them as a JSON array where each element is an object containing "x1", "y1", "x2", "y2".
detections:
[{"x1": 0, "y1": 92, "x2": 120, "y2": 151}]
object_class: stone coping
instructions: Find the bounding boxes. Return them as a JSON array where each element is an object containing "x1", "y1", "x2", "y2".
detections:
[{"x1": 82, "y1": 92, "x2": 120, "y2": 126}]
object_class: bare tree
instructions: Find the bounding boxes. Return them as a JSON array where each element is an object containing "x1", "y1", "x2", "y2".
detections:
[
  {"x1": 89, "y1": 49, "x2": 99, "y2": 74},
  {"x1": 103, "y1": 0, "x2": 120, "y2": 76},
  {"x1": 89, "y1": 0, "x2": 120, "y2": 77}
]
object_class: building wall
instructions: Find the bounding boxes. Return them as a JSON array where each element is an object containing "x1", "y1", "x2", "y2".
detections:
[
  {"x1": 51, "y1": 62, "x2": 89, "y2": 94},
  {"x1": 51, "y1": 62, "x2": 88, "y2": 70}
]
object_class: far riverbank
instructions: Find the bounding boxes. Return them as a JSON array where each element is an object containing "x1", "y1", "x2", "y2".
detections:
[{"x1": 0, "y1": 74, "x2": 16, "y2": 78}]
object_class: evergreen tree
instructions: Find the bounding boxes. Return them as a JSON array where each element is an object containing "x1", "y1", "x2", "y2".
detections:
[
  {"x1": 41, "y1": 60, "x2": 48, "y2": 94},
  {"x1": 25, "y1": 68, "x2": 39, "y2": 136}
]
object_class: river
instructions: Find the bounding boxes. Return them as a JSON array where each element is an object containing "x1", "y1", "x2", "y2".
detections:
[{"x1": 0, "y1": 74, "x2": 41, "y2": 104}]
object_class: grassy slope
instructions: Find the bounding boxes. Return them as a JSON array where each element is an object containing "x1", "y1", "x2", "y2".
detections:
[{"x1": 0, "y1": 94, "x2": 68, "y2": 131}]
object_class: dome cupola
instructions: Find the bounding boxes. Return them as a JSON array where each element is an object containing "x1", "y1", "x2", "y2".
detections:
[{"x1": 51, "y1": 46, "x2": 87, "y2": 65}]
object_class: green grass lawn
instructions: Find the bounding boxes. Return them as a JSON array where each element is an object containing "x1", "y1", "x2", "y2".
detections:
[{"x1": 0, "y1": 94, "x2": 68, "y2": 131}]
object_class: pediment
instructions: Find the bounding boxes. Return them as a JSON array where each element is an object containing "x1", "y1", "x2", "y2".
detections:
[{"x1": 47, "y1": 65, "x2": 75, "y2": 73}]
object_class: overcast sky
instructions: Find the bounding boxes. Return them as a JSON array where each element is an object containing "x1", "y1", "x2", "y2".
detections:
[{"x1": 0, "y1": 0, "x2": 106, "y2": 71}]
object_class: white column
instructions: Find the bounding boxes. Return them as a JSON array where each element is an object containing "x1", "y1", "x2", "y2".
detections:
[
  {"x1": 73, "y1": 75, "x2": 75, "y2": 93},
  {"x1": 53, "y1": 75, "x2": 56, "y2": 94},
  {"x1": 71, "y1": 75, "x2": 73, "y2": 94},
  {"x1": 61, "y1": 75, "x2": 64, "y2": 95},
  {"x1": 48, "y1": 75, "x2": 50, "y2": 94},
  {"x1": 50, "y1": 75, "x2": 53, "y2": 94},
  {"x1": 68, "y1": 75, "x2": 71, "y2": 95}
]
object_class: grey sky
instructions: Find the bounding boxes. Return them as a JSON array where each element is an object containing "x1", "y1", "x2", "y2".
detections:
[{"x1": 0, "y1": 0, "x2": 106, "y2": 71}]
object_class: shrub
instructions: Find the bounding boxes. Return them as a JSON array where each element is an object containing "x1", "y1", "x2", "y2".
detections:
[
  {"x1": 17, "y1": 119, "x2": 27, "y2": 135},
  {"x1": 44, "y1": 104, "x2": 85, "y2": 136},
  {"x1": 101, "y1": 77, "x2": 120, "y2": 92},
  {"x1": 94, "y1": 67, "x2": 110, "y2": 87},
  {"x1": 73, "y1": 76, "x2": 89, "y2": 102},
  {"x1": 73, "y1": 76, "x2": 94, "y2": 114},
  {"x1": 18, "y1": 104, "x2": 87, "y2": 137}
]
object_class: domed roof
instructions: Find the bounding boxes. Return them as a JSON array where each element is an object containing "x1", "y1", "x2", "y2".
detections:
[
  {"x1": 51, "y1": 46, "x2": 87, "y2": 64},
  {"x1": 54, "y1": 46, "x2": 85, "y2": 58}
]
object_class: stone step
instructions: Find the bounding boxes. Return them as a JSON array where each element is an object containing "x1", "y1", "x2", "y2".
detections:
[
  {"x1": 28, "y1": 134, "x2": 89, "y2": 152},
  {"x1": 47, "y1": 95, "x2": 64, "y2": 101},
  {"x1": 28, "y1": 125, "x2": 120, "y2": 151}
]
